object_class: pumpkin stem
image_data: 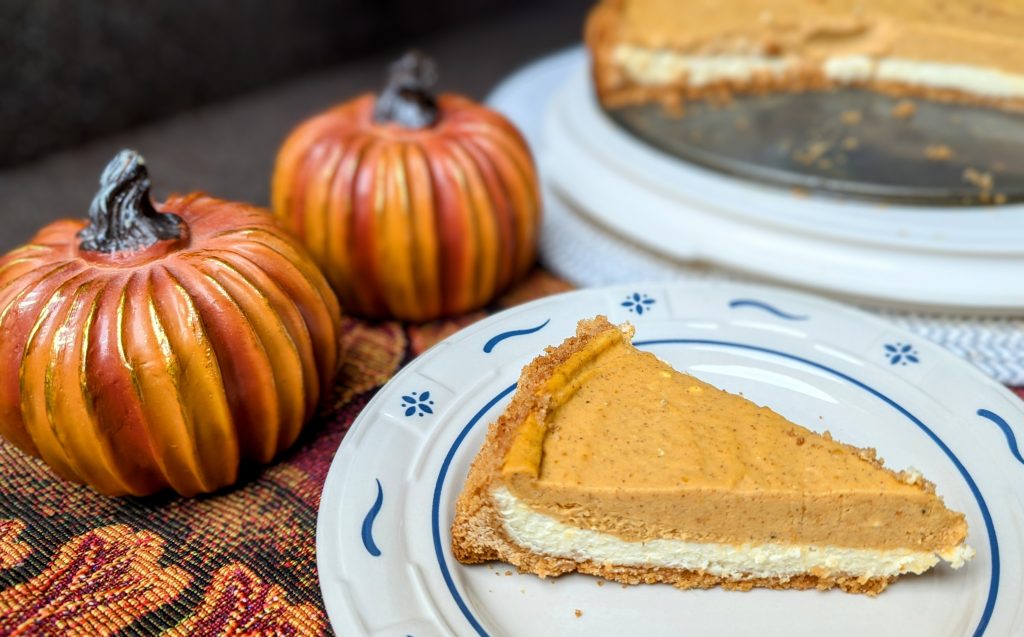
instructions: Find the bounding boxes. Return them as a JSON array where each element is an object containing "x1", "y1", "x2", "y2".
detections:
[
  {"x1": 373, "y1": 51, "x2": 439, "y2": 129},
  {"x1": 78, "y1": 150, "x2": 183, "y2": 254}
]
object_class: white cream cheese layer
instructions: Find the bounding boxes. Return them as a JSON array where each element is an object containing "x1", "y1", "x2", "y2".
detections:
[
  {"x1": 613, "y1": 44, "x2": 1024, "y2": 99},
  {"x1": 493, "y1": 487, "x2": 974, "y2": 580}
]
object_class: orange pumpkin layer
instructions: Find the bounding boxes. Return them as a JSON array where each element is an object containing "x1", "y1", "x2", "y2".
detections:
[
  {"x1": 0, "y1": 192, "x2": 342, "y2": 496},
  {"x1": 272, "y1": 81, "x2": 541, "y2": 321}
]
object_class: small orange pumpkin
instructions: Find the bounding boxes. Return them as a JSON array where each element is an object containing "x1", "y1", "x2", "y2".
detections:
[
  {"x1": 272, "y1": 52, "x2": 542, "y2": 321},
  {"x1": 0, "y1": 150, "x2": 342, "y2": 496}
]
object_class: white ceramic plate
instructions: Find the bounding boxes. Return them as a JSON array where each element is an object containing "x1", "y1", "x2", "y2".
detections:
[{"x1": 317, "y1": 282, "x2": 1024, "y2": 636}]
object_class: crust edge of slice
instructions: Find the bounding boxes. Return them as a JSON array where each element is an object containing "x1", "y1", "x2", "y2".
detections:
[{"x1": 449, "y1": 315, "x2": 966, "y2": 595}]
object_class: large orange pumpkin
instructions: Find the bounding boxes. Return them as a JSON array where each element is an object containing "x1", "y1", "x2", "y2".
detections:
[
  {"x1": 272, "y1": 52, "x2": 541, "y2": 321},
  {"x1": 0, "y1": 150, "x2": 342, "y2": 497}
]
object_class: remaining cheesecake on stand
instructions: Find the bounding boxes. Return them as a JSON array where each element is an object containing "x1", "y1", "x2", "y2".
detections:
[
  {"x1": 450, "y1": 317, "x2": 974, "y2": 594},
  {"x1": 586, "y1": 0, "x2": 1024, "y2": 112}
]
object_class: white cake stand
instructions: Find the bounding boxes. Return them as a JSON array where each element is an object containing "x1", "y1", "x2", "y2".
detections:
[{"x1": 489, "y1": 48, "x2": 1024, "y2": 314}]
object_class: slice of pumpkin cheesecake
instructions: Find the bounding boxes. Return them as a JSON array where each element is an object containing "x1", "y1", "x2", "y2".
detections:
[{"x1": 450, "y1": 316, "x2": 973, "y2": 594}]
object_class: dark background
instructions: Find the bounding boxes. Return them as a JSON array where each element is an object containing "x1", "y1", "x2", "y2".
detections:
[{"x1": 0, "y1": 0, "x2": 591, "y2": 251}]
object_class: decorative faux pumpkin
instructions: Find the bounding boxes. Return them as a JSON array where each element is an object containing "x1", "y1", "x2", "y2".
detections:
[
  {"x1": 272, "y1": 52, "x2": 542, "y2": 321},
  {"x1": 0, "y1": 150, "x2": 342, "y2": 497}
]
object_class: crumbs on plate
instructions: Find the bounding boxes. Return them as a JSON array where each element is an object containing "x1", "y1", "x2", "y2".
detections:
[
  {"x1": 923, "y1": 144, "x2": 953, "y2": 161},
  {"x1": 891, "y1": 100, "x2": 917, "y2": 119}
]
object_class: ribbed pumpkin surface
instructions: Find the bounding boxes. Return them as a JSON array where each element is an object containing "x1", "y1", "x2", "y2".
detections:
[
  {"x1": 272, "y1": 93, "x2": 541, "y2": 321},
  {"x1": 0, "y1": 195, "x2": 342, "y2": 496}
]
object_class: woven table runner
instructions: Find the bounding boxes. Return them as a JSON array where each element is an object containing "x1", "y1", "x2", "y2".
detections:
[
  {"x1": 0, "y1": 269, "x2": 1019, "y2": 636},
  {"x1": 0, "y1": 271, "x2": 571, "y2": 636}
]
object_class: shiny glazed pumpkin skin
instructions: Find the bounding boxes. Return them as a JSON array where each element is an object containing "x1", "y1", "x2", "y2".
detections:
[
  {"x1": 272, "y1": 92, "x2": 541, "y2": 321},
  {"x1": 0, "y1": 194, "x2": 342, "y2": 497}
]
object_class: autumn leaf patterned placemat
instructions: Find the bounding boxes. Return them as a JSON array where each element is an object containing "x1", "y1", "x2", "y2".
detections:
[{"x1": 0, "y1": 270, "x2": 571, "y2": 636}]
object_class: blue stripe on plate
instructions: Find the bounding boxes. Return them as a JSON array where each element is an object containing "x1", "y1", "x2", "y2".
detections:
[{"x1": 432, "y1": 341, "x2": 997, "y2": 636}]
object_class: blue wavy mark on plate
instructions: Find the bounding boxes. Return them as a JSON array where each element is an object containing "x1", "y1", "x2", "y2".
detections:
[
  {"x1": 431, "y1": 342, "x2": 998, "y2": 637},
  {"x1": 728, "y1": 299, "x2": 809, "y2": 320},
  {"x1": 483, "y1": 319, "x2": 550, "y2": 353},
  {"x1": 977, "y1": 409, "x2": 1024, "y2": 465},
  {"x1": 361, "y1": 479, "x2": 384, "y2": 557}
]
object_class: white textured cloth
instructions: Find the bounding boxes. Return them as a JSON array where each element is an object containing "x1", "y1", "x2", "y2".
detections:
[{"x1": 490, "y1": 48, "x2": 1024, "y2": 386}]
